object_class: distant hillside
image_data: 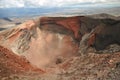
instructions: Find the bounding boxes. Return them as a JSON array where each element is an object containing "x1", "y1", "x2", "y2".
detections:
[
  {"x1": 2, "y1": 17, "x2": 12, "y2": 22},
  {"x1": 87, "y1": 13, "x2": 120, "y2": 20}
]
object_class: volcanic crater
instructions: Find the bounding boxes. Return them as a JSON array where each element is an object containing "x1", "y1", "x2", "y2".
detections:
[{"x1": 0, "y1": 15, "x2": 120, "y2": 80}]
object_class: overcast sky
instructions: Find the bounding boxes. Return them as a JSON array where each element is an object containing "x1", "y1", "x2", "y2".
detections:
[{"x1": 0, "y1": 0, "x2": 120, "y2": 8}]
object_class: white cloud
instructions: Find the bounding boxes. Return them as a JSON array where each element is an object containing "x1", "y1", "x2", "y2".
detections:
[
  {"x1": 0, "y1": 0, "x2": 119, "y2": 8},
  {"x1": 0, "y1": 0, "x2": 24, "y2": 8}
]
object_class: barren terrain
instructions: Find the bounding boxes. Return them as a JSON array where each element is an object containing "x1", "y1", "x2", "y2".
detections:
[{"x1": 0, "y1": 14, "x2": 120, "y2": 80}]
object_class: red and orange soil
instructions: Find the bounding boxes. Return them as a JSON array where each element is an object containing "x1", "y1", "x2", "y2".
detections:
[{"x1": 0, "y1": 45, "x2": 44, "y2": 78}]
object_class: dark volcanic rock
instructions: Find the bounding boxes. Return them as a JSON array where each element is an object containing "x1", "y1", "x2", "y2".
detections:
[{"x1": 92, "y1": 20, "x2": 120, "y2": 50}]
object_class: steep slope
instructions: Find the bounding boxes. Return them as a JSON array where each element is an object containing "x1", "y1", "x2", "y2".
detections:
[
  {"x1": 0, "y1": 45, "x2": 44, "y2": 79},
  {"x1": 0, "y1": 19, "x2": 79, "y2": 68}
]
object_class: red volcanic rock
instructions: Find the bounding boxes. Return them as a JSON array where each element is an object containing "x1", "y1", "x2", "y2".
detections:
[
  {"x1": 0, "y1": 45, "x2": 44, "y2": 77},
  {"x1": 40, "y1": 16, "x2": 82, "y2": 41},
  {"x1": 56, "y1": 17, "x2": 81, "y2": 40}
]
